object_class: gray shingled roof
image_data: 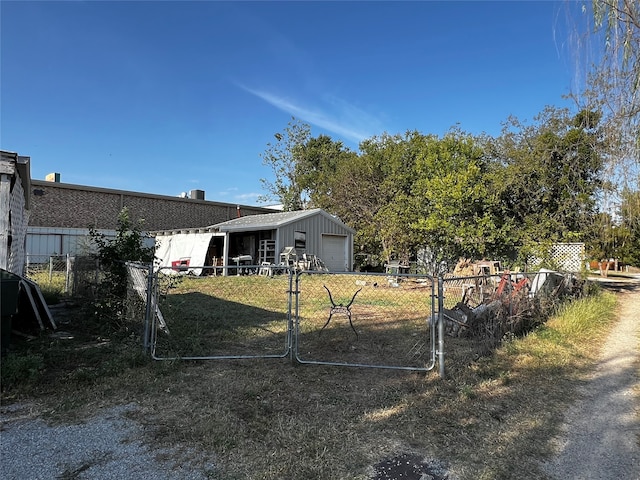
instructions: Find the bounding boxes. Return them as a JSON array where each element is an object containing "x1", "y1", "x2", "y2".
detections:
[{"x1": 209, "y1": 208, "x2": 354, "y2": 233}]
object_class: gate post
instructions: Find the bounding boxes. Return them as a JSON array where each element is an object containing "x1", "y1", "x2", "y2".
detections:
[
  {"x1": 143, "y1": 263, "x2": 154, "y2": 353},
  {"x1": 290, "y1": 269, "x2": 301, "y2": 366},
  {"x1": 287, "y1": 269, "x2": 294, "y2": 364},
  {"x1": 65, "y1": 254, "x2": 71, "y2": 293},
  {"x1": 438, "y1": 275, "x2": 445, "y2": 379}
]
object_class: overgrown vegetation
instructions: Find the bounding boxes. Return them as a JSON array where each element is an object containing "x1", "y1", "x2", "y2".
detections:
[
  {"x1": 86, "y1": 207, "x2": 155, "y2": 335},
  {"x1": 0, "y1": 353, "x2": 44, "y2": 391},
  {"x1": 260, "y1": 3, "x2": 640, "y2": 271},
  {"x1": 89, "y1": 207, "x2": 155, "y2": 298},
  {"x1": 29, "y1": 271, "x2": 66, "y2": 305}
]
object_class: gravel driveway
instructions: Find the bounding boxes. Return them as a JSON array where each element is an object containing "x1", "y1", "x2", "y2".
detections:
[
  {"x1": 0, "y1": 403, "x2": 214, "y2": 479},
  {"x1": 542, "y1": 276, "x2": 640, "y2": 480}
]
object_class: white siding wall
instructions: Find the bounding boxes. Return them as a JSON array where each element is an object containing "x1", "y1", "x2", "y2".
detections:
[
  {"x1": 277, "y1": 213, "x2": 354, "y2": 271},
  {"x1": 1, "y1": 161, "x2": 29, "y2": 275}
]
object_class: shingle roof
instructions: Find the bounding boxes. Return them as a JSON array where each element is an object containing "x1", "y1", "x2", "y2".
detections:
[{"x1": 209, "y1": 208, "x2": 354, "y2": 233}]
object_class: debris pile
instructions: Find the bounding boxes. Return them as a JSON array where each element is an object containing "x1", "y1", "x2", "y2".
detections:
[{"x1": 442, "y1": 262, "x2": 581, "y2": 344}]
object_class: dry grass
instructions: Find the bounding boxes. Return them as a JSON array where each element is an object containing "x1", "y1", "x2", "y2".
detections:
[
  {"x1": 154, "y1": 273, "x2": 435, "y2": 369},
  {"x1": 1, "y1": 274, "x2": 619, "y2": 480},
  {"x1": 25, "y1": 269, "x2": 68, "y2": 304}
]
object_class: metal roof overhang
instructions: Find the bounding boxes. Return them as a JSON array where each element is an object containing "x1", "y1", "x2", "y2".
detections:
[{"x1": 211, "y1": 209, "x2": 355, "y2": 234}]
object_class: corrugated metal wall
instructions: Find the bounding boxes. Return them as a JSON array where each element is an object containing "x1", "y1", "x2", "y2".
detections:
[
  {"x1": 277, "y1": 214, "x2": 353, "y2": 271},
  {"x1": 27, "y1": 227, "x2": 117, "y2": 256}
]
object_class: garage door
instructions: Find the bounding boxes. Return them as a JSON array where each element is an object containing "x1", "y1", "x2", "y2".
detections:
[{"x1": 321, "y1": 235, "x2": 346, "y2": 271}]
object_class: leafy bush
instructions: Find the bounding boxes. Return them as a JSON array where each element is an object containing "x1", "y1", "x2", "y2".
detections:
[
  {"x1": 90, "y1": 208, "x2": 155, "y2": 298},
  {"x1": 88, "y1": 208, "x2": 155, "y2": 334}
]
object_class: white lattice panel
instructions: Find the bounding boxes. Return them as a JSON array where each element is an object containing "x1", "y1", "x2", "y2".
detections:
[
  {"x1": 529, "y1": 243, "x2": 585, "y2": 272},
  {"x1": 550, "y1": 243, "x2": 585, "y2": 272}
]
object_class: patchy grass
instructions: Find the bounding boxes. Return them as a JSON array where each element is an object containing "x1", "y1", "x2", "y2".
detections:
[
  {"x1": 0, "y1": 274, "x2": 620, "y2": 480},
  {"x1": 26, "y1": 270, "x2": 68, "y2": 305},
  {"x1": 154, "y1": 274, "x2": 435, "y2": 369}
]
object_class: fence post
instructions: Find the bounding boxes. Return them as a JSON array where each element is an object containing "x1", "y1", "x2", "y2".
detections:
[
  {"x1": 49, "y1": 256, "x2": 54, "y2": 282},
  {"x1": 290, "y1": 269, "x2": 300, "y2": 366},
  {"x1": 438, "y1": 275, "x2": 445, "y2": 379},
  {"x1": 143, "y1": 264, "x2": 154, "y2": 352},
  {"x1": 65, "y1": 254, "x2": 71, "y2": 293}
]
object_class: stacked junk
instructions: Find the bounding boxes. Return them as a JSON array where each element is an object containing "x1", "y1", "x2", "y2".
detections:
[
  {"x1": 1, "y1": 268, "x2": 57, "y2": 356},
  {"x1": 441, "y1": 259, "x2": 581, "y2": 344}
]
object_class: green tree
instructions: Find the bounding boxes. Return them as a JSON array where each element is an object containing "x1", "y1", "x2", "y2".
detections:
[
  {"x1": 296, "y1": 134, "x2": 356, "y2": 210},
  {"x1": 359, "y1": 132, "x2": 420, "y2": 263},
  {"x1": 411, "y1": 129, "x2": 501, "y2": 264},
  {"x1": 584, "y1": 211, "x2": 616, "y2": 262},
  {"x1": 618, "y1": 187, "x2": 640, "y2": 265},
  {"x1": 312, "y1": 130, "x2": 512, "y2": 268},
  {"x1": 569, "y1": 1, "x2": 639, "y2": 257},
  {"x1": 489, "y1": 108, "x2": 604, "y2": 261},
  {"x1": 319, "y1": 146, "x2": 386, "y2": 261},
  {"x1": 259, "y1": 118, "x2": 311, "y2": 211},
  {"x1": 319, "y1": 131, "x2": 425, "y2": 265},
  {"x1": 319, "y1": 130, "x2": 505, "y2": 268}
]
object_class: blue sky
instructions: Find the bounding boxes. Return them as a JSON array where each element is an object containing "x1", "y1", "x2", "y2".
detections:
[{"x1": 1, "y1": 1, "x2": 588, "y2": 206}]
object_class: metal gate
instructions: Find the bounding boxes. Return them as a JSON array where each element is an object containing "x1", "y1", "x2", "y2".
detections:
[
  {"x1": 145, "y1": 265, "x2": 293, "y2": 361},
  {"x1": 293, "y1": 271, "x2": 437, "y2": 372},
  {"x1": 119, "y1": 262, "x2": 582, "y2": 377},
  {"x1": 131, "y1": 265, "x2": 438, "y2": 373}
]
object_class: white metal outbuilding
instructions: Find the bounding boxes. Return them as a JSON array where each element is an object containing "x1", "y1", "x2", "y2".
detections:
[{"x1": 154, "y1": 208, "x2": 355, "y2": 275}]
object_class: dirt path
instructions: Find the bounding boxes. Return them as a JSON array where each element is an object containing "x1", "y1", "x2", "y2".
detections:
[{"x1": 543, "y1": 277, "x2": 640, "y2": 480}]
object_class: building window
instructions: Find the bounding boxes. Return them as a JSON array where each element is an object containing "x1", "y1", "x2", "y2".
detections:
[{"x1": 294, "y1": 231, "x2": 306, "y2": 250}]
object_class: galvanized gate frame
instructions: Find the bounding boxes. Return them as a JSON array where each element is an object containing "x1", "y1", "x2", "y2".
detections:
[
  {"x1": 291, "y1": 270, "x2": 439, "y2": 373},
  {"x1": 146, "y1": 265, "x2": 294, "y2": 362},
  {"x1": 136, "y1": 264, "x2": 445, "y2": 376}
]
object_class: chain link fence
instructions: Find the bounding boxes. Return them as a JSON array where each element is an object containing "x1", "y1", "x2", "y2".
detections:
[
  {"x1": 293, "y1": 271, "x2": 436, "y2": 371},
  {"x1": 130, "y1": 265, "x2": 438, "y2": 371},
  {"x1": 147, "y1": 266, "x2": 293, "y2": 361},
  {"x1": 20, "y1": 259, "x2": 581, "y2": 377},
  {"x1": 25, "y1": 255, "x2": 72, "y2": 293},
  {"x1": 24, "y1": 254, "x2": 101, "y2": 299},
  {"x1": 440, "y1": 270, "x2": 585, "y2": 360}
]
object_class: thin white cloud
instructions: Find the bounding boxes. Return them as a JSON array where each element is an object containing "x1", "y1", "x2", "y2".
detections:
[
  {"x1": 217, "y1": 187, "x2": 239, "y2": 197},
  {"x1": 234, "y1": 192, "x2": 262, "y2": 202},
  {"x1": 214, "y1": 189, "x2": 261, "y2": 204},
  {"x1": 238, "y1": 85, "x2": 380, "y2": 144},
  {"x1": 233, "y1": 192, "x2": 264, "y2": 205}
]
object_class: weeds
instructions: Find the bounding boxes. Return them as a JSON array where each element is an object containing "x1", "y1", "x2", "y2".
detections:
[
  {"x1": 26, "y1": 270, "x2": 67, "y2": 305},
  {"x1": 0, "y1": 353, "x2": 44, "y2": 391},
  {"x1": 552, "y1": 293, "x2": 613, "y2": 339},
  {"x1": 0, "y1": 275, "x2": 624, "y2": 480}
]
